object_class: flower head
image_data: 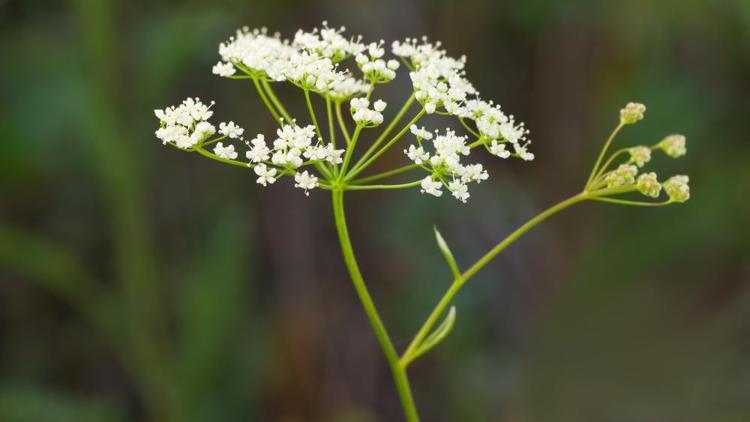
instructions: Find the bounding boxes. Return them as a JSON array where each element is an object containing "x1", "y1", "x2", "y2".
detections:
[
  {"x1": 212, "y1": 61, "x2": 236, "y2": 77},
  {"x1": 356, "y1": 41, "x2": 399, "y2": 83},
  {"x1": 658, "y1": 134, "x2": 687, "y2": 158},
  {"x1": 245, "y1": 134, "x2": 270, "y2": 163},
  {"x1": 420, "y1": 176, "x2": 443, "y2": 197},
  {"x1": 663, "y1": 175, "x2": 690, "y2": 203},
  {"x1": 636, "y1": 172, "x2": 661, "y2": 198},
  {"x1": 350, "y1": 98, "x2": 385, "y2": 126},
  {"x1": 154, "y1": 97, "x2": 216, "y2": 149},
  {"x1": 213, "y1": 142, "x2": 238, "y2": 159},
  {"x1": 604, "y1": 164, "x2": 638, "y2": 188},
  {"x1": 629, "y1": 146, "x2": 651, "y2": 167},
  {"x1": 254, "y1": 163, "x2": 277, "y2": 186},
  {"x1": 620, "y1": 102, "x2": 646, "y2": 125},
  {"x1": 219, "y1": 121, "x2": 245, "y2": 139},
  {"x1": 294, "y1": 170, "x2": 319, "y2": 195},
  {"x1": 410, "y1": 125, "x2": 433, "y2": 140}
]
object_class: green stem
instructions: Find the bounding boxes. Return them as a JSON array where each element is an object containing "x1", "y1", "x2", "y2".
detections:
[
  {"x1": 402, "y1": 192, "x2": 588, "y2": 364},
  {"x1": 194, "y1": 147, "x2": 250, "y2": 169},
  {"x1": 592, "y1": 148, "x2": 629, "y2": 182},
  {"x1": 589, "y1": 197, "x2": 672, "y2": 206},
  {"x1": 339, "y1": 125, "x2": 363, "y2": 178},
  {"x1": 252, "y1": 78, "x2": 281, "y2": 124},
  {"x1": 345, "y1": 180, "x2": 422, "y2": 191},
  {"x1": 459, "y1": 117, "x2": 480, "y2": 138},
  {"x1": 332, "y1": 190, "x2": 420, "y2": 422},
  {"x1": 352, "y1": 94, "x2": 416, "y2": 171},
  {"x1": 347, "y1": 109, "x2": 426, "y2": 181},
  {"x1": 586, "y1": 122, "x2": 624, "y2": 187},
  {"x1": 335, "y1": 101, "x2": 352, "y2": 144},
  {"x1": 261, "y1": 80, "x2": 294, "y2": 123},
  {"x1": 326, "y1": 95, "x2": 336, "y2": 148},
  {"x1": 352, "y1": 164, "x2": 420, "y2": 184},
  {"x1": 304, "y1": 89, "x2": 323, "y2": 141}
]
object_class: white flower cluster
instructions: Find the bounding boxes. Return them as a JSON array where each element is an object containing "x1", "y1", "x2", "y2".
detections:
[
  {"x1": 392, "y1": 37, "x2": 474, "y2": 115},
  {"x1": 213, "y1": 23, "x2": 373, "y2": 101},
  {"x1": 356, "y1": 41, "x2": 400, "y2": 83},
  {"x1": 405, "y1": 128, "x2": 488, "y2": 203},
  {"x1": 292, "y1": 22, "x2": 364, "y2": 63},
  {"x1": 251, "y1": 123, "x2": 343, "y2": 171},
  {"x1": 155, "y1": 96, "x2": 343, "y2": 195},
  {"x1": 463, "y1": 100, "x2": 533, "y2": 161},
  {"x1": 154, "y1": 97, "x2": 218, "y2": 149},
  {"x1": 393, "y1": 38, "x2": 532, "y2": 161},
  {"x1": 216, "y1": 27, "x2": 295, "y2": 81},
  {"x1": 350, "y1": 98, "x2": 387, "y2": 126},
  {"x1": 243, "y1": 122, "x2": 342, "y2": 194},
  {"x1": 171, "y1": 23, "x2": 541, "y2": 202}
]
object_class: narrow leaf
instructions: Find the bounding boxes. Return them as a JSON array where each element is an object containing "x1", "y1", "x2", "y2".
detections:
[
  {"x1": 408, "y1": 306, "x2": 457, "y2": 364},
  {"x1": 434, "y1": 226, "x2": 460, "y2": 279}
]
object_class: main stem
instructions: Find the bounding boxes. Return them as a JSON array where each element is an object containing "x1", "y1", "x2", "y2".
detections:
[{"x1": 331, "y1": 190, "x2": 420, "y2": 422}]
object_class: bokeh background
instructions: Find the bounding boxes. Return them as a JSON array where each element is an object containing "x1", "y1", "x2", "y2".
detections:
[{"x1": 2, "y1": 0, "x2": 749, "y2": 420}]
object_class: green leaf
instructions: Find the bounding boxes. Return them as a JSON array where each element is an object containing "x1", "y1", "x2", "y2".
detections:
[
  {"x1": 408, "y1": 306, "x2": 457, "y2": 364},
  {"x1": 434, "y1": 226, "x2": 460, "y2": 280}
]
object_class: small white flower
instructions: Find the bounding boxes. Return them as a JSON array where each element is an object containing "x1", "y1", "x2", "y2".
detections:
[
  {"x1": 254, "y1": 163, "x2": 277, "y2": 186},
  {"x1": 350, "y1": 97, "x2": 369, "y2": 111},
  {"x1": 448, "y1": 180, "x2": 470, "y2": 203},
  {"x1": 213, "y1": 142, "x2": 238, "y2": 159},
  {"x1": 409, "y1": 125, "x2": 433, "y2": 140},
  {"x1": 373, "y1": 99, "x2": 387, "y2": 112},
  {"x1": 245, "y1": 134, "x2": 270, "y2": 163},
  {"x1": 420, "y1": 176, "x2": 443, "y2": 197},
  {"x1": 294, "y1": 170, "x2": 319, "y2": 195},
  {"x1": 459, "y1": 163, "x2": 488, "y2": 183},
  {"x1": 405, "y1": 145, "x2": 430, "y2": 164},
  {"x1": 323, "y1": 144, "x2": 344, "y2": 164},
  {"x1": 219, "y1": 121, "x2": 245, "y2": 139},
  {"x1": 154, "y1": 97, "x2": 217, "y2": 149},
  {"x1": 489, "y1": 140, "x2": 510, "y2": 159},
  {"x1": 352, "y1": 107, "x2": 384, "y2": 126},
  {"x1": 514, "y1": 143, "x2": 535, "y2": 161},
  {"x1": 191, "y1": 121, "x2": 217, "y2": 145},
  {"x1": 212, "y1": 61, "x2": 236, "y2": 77}
]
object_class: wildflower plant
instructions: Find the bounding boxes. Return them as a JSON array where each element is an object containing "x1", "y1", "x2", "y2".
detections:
[{"x1": 154, "y1": 22, "x2": 690, "y2": 421}]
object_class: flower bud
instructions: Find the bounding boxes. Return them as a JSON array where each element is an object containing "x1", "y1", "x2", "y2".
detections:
[
  {"x1": 620, "y1": 102, "x2": 646, "y2": 125},
  {"x1": 658, "y1": 134, "x2": 687, "y2": 158},
  {"x1": 605, "y1": 164, "x2": 638, "y2": 188},
  {"x1": 629, "y1": 146, "x2": 651, "y2": 167},
  {"x1": 636, "y1": 172, "x2": 661, "y2": 198},
  {"x1": 663, "y1": 175, "x2": 690, "y2": 203}
]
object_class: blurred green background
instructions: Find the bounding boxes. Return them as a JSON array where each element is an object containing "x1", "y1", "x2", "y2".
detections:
[{"x1": 1, "y1": 0, "x2": 749, "y2": 421}]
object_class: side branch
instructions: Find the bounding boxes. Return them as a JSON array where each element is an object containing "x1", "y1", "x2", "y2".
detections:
[{"x1": 401, "y1": 192, "x2": 588, "y2": 365}]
